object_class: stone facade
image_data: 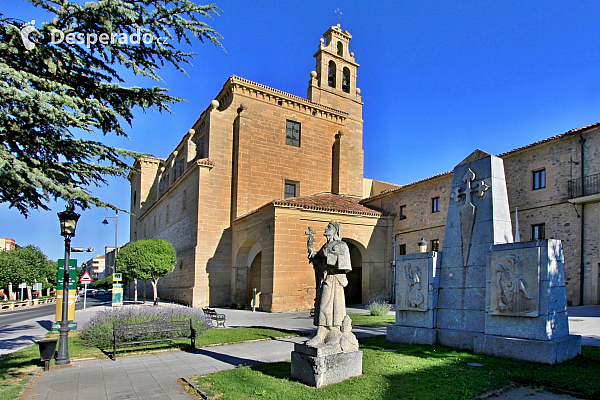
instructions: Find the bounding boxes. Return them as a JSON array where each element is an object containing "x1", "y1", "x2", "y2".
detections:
[{"x1": 363, "y1": 124, "x2": 600, "y2": 306}]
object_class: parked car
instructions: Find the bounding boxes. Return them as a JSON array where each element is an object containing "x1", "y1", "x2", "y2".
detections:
[{"x1": 86, "y1": 289, "x2": 97, "y2": 297}]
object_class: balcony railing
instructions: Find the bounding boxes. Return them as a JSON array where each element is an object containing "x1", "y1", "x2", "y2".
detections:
[{"x1": 568, "y1": 173, "x2": 600, "y2": 199}]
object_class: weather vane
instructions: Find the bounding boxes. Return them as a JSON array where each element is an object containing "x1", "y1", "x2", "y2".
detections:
[{"x1": 335, "y1": 8, "x2": 342, "y2": 23}]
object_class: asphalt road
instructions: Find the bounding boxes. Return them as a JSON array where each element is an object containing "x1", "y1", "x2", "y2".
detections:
[{"x1": 0, "y1": 294, "x2": 111, "y2": 329}]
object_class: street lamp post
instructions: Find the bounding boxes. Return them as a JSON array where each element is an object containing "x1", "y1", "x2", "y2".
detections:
[
  {"x1": 418, "y1": 238, "x2": 428, "y2": 253},
  {"x1": 102, "y1": 211, "x2": 118, "y2": 273},
  {"x1": 55, "y1": 204, "x2": 80, "y2": 366}
]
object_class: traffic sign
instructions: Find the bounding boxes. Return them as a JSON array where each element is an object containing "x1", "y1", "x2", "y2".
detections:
[
  {"x1": 113, "y1": 273, "x2": 122, "y2": 282},
  {"x1": 80, "y1": 271, "x2": 93, "y2": 283},
  {"x1": 57, "y1": 259, "x2": 78, "y2": 290}
]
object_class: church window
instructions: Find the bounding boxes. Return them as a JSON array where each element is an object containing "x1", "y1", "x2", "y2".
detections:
[
  {"x1": 284, "y1": 182, "x2": 297, "y2": 198},
  {"x1": 431, "y1": 197, "x2": 440, "y2": 213},
  {"x1": 133, "y1": 191, "x2": 137, "y2": 208},
  {"x1": 328, "y1": 61, "x2": 336, "y2": 88},
  {"x1": 399, "y1": 205, "x2": 406, "y2": 220},
  {"x1": 159, "y1": 172, "x2": 169, "y2": 196},
  {"x1": 342, "y1": 67, "x2": 350, "y2": 93},
  {"x1": 398, "y1": 244, "x2": 406, "y2": 256},
  {"x1": 337, "y1": 41, "x2": 343, "y2": 56},
  {"x1": 532, "y1": 223, "x2": 545, "y2": 240},
  {"x1": 532, "y1": 169, "x2": 546, "y2": 190},
  {"x1": 286, "y1": 120, "x2": 301, "y2": 147}
]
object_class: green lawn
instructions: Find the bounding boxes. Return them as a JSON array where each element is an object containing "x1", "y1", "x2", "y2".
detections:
[
  {"x1": 193, "y1": 336, "x2": 600, "y2": 400},
  {"x1": 348, "y1": 313, "x2": 395, "y2": 327}
]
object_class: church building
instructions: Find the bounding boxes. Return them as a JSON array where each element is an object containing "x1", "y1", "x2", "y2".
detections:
[
  {"x1": 129, "y1": 25, "x2": 600, "y2": 310},
  {"x1": 129, "y1": 25, "x2": 397, "y2": 311}
]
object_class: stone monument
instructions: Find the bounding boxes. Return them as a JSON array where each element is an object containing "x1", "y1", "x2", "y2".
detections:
[
  {"x1": 387, "y1": 150, "x2": 581, "y2": 364},
  {"x1": 290, "y1": 221, "x2": 362, "y2": 387}
]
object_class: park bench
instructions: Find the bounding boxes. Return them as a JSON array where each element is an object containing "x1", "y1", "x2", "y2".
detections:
[
  {"x1": 113, "y1": 319, "x2": 196, "y2": 360},
  {"x1": 202, "y1": 308, "x2": 226, "y2": 327}
]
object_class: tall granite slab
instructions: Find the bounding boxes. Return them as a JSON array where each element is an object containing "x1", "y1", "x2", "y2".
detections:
[
  {"x1": 436, "y1": 150, "x2": 513, "y2": 349},
  {"x1": 387, "y1": 251, "x2": 439, "y2": 345},
  {"x1": 387, "y1": 150, "x2": 581, "y2": 364}
]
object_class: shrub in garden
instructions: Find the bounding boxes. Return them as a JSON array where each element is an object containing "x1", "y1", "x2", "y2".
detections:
[
  {"x1": 368, "y1": 299, "x2": 392, "y2": 316},
  {"x1": 79, "y1": 305, "x2": 212, "y2": 348}
]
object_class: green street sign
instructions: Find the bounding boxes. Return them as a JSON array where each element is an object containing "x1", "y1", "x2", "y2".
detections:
[{"x1": 57, "y1": 259, "x2": 78, "y2": 290}]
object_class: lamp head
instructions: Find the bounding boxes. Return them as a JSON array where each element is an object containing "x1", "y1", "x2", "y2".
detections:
[
  {"x1": 57, "y1": 204, "x2": 80, "y2": 237},
  {"x1": 418, "y1": 238, "x2": 428, "y2": 253},
  {"x1": 102, "y1": 219, "x2": 109, "y2": 225}
]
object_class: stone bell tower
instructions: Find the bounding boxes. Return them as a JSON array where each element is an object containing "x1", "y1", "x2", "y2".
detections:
[{"x1": 308, "y1": 24, "x2": 364, "y2": 198}]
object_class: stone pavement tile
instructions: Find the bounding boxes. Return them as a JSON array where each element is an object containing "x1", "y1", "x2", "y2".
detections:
[
  {"x1": 78, "y1": 388, "x2": 108, "y2": 399},
  {"x1": 106, "y1": 387, "x2": 138, "y2": 400},
  {"x1": 169, "y1": 393, "x2": 198, "y2": 400}
]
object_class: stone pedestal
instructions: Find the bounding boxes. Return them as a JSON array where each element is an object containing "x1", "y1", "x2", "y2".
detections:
[
  {"x1": 387, "y1": 325, "x2": 437, "y2": 345},
  {"x1": 474, "y1": 334, "x2": 582, "y2": 365},
  {"x1": 290, "y1": 343, "x2": 363, "y2": 388}
]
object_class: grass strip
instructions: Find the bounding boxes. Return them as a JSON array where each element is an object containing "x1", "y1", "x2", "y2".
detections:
[
  {"x1": 348, "y1": 313, "x2": 395, "y2": 327},
  {"x1": 193, "y1": 336, "x2": 600, "y2": 400}
]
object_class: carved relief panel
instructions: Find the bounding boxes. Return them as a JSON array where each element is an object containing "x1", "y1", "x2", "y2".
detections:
[
  {"x1": 396, "y1": 258, "x2": 430, "y2": 312},
  {"x1": 489, "y1": 248, "x2": 540, "y2": 317}
]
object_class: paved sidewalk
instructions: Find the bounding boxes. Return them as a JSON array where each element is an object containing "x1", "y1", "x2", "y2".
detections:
[{"x1": 3, "y1": 304, "x2": 598, "y2": 400}]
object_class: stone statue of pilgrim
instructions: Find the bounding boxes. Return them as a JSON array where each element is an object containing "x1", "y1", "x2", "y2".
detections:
[{"x1": 306, "y1": 221, "x2": 357, "y2": 349}]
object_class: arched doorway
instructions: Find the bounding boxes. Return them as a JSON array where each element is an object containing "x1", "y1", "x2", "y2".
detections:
[
  {"x1": 344, "y1": 241, "x2": 362, "y2": 305},
  {"x1": 246, "y1": 250, "x2": 262, "y2": 307},
  {"x1": 233, "y1": 240, "x2": 262, "y2": 307}
]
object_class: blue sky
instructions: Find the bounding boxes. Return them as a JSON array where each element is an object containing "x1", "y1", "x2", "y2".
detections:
[{"x1": 2, "y1": 0, "x2": 600, "y2": 263}]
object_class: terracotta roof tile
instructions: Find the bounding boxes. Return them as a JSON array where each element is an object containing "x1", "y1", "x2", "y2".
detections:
[
  {"x1": 233, "y1": 192, "x2": 393, "y2": 222},
  {"x1": 498, "y1": 121, "x2": 600, "y2": 157}
]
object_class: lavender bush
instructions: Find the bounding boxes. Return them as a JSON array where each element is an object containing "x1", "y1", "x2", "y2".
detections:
[
  {"x1": 79, "y1": 305, "x2": 213, "y2": 348},
  {"x1": 368, "y1": 299, "x2": 392, "y2": 316}
]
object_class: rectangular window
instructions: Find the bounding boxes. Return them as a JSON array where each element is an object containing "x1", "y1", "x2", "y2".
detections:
[
  {"x1": 532, "y1": 223, "x2": 545, "y2": 240},
  {"x1": 284, "y1": 182, "x2": 297, "y2": 198},
  {"x1": 430, "y1": 239, "x2": 440, "y2": 252},
  {"x1": 399, "y1": 205, "x2": 407, "y2": 220},
  {"x1": 398, "y1": 244, "x2": 406, "y2": 256},
  {"x1": 532, "y1": 169, "x2": 546, "y2": 190},
  {"x1": 431, "y1": 197, "x2": 440, "y2": 213},
  {"x1": 286, "y1": 120, "x2": 301, "y2": 147}
]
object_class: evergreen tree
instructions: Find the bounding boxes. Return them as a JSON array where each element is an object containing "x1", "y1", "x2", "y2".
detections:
[{"x1": 0, "y1": 0, "x2": 223, "y2": 216}]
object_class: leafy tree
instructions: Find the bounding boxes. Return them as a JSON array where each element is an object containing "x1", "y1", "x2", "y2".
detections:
[
  {"x1": 116, "y1": 238, "x2": 176, "y2": 304},
  {"x1": 0, "y1": 245, "x2": 55, "y2": 299},
  {"x1": 0, "y1": 0, "x2": 223, "y2": 216},
  {"x1": 92, "y1": 275, "x2": 113, "y2": 289}
]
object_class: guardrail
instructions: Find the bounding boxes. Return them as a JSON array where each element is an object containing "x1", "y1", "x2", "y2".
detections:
[
  {"x1": 0, "y1": 297, "x2": 56, "y2": 311},
  {"x1": 568, "y1": 173, "x2": 600, "y2": 199}
]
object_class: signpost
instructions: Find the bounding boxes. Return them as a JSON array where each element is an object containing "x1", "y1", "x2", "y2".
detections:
[
  {"x1": 112, "y1": 273, "x2": 123, "y2": 307},
  {"x1": 53, "y1": 259, "x2": 77, "y2": 332},
  {"x1": 80, "y1": 271, "x2": 93, "y2": 310},
  {"x1": 18, "y1": 283, "x2": 26, "y2": 301}
]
